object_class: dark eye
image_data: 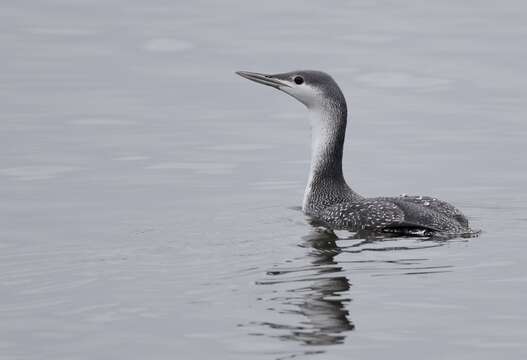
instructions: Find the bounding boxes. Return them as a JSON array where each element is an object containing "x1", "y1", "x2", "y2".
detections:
[{"x1": 294, "y1": 76, "x2": 304, "y2": 85}]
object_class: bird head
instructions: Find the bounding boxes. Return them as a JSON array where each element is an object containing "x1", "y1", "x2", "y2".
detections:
[{"x1": 236, "y1": 70, "x2": 346, "y2": 111}]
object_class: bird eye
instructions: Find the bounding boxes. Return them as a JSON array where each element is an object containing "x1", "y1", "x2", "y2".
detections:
[{"x1": 294, "y1": 76, "x2": 304, "y2": 85}]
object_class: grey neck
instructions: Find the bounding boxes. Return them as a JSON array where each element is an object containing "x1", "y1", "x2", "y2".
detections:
[{"x1": 302, "y1": 98, "x2": 359, "y2": 214}]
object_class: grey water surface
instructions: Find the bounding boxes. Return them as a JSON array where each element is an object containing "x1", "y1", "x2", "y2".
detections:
[{"x1": 1, "y1": 1, "x2": 527, "y2": 359}]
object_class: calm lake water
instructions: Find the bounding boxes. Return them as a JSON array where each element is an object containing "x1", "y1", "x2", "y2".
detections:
[{"x1": 2, "y1": 1, "x2": 527, "y2": 359}]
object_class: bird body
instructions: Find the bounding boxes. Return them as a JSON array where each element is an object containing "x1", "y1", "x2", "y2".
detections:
[{"x1": 236, "y1": 70, "x2": 473, "y2": 236}]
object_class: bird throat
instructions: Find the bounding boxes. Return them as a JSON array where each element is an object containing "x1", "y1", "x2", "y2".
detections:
[{"x1": 302, "y1": 101, "x2": 351, "y2": 214}]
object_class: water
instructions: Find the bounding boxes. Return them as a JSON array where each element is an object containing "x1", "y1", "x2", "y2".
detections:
[{"x1": 1, "y1": 0, "x2": 527, "y2": 359}]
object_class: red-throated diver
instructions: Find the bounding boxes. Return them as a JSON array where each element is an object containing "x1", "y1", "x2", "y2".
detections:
[{"x1": 236, "y1": 70, "x2": 472, "y2": 235}]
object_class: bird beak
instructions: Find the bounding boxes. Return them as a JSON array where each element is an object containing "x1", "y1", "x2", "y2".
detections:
[{"x1": 235, "y1": 71, "x2": 291, "y2": 89}]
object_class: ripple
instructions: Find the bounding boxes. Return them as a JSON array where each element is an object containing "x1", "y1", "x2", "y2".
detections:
[
  {"x1": 113, "y1": 155, "x2": 150, "y2": 161},
  {"x1": 204, "y1": 144, "x2": 273, "y2": 151},
  {"x1": 271, "y1": 113, "x2": 305, "y2": 120},
  {"x1": 338, "y1": 33, "x2": 398, "y2": 44},
  {"x1": 355, "y1": 72, "x2": 451, "y2": 89},
  {"x1": 144, "y1": 38, "x2": 194, "y2": 52},
  {"x1": 250, "y1": 228, "x2": 459, "y2": 352},
  {"x1": 27, "y1": 27, "x2": 97, "y2": 37},
  {"x1": 146, "y1": 162, "x2": 236, "y2": 175},
  {"x1": 250, "y1": 180, "x2": 299, "y2": 190},
  {"x1": 252, "y1": 231, "x2": 354, "y2": 348},
  {"x1": 69, "y1": 118, "x2": 136, "y2": 126},
  {"x1": 383, "y1": 301, "x2": 463, "y2": 310},
  {"x1": 0, "y1": 165, "x2": 78, "y2": 181}
]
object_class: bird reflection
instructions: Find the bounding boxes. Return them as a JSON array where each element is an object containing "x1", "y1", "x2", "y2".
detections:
[
  {"x1": 253, "y1": 227, "x2": 460, "y2": 351},
  {"x1": 257, "y1": 229, "x2": 354, "y2": 347},
  {"x1": 251, "y1": 213, "x2": 471, "y2": 359}
]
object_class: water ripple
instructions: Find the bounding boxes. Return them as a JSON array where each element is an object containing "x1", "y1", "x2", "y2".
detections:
[{"x1": 249, "y1": 228, "x2": 458, "y2": 356}]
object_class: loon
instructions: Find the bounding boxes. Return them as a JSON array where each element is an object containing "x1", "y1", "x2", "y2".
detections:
[{"x1": 236, "y1": 70, "x2": 472, "y2": 236}]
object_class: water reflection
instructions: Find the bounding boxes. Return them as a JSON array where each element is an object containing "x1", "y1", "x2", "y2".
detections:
[
  {"x1": 254, "y1": 226, "x2": 464, "y2": 356},
  {"x1": 257, "y1": 229, "x2": 354, "y2": 348}
]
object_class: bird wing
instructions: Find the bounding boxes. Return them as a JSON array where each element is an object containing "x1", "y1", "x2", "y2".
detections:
[
  {"x1": 318, "y1": 199, "x2": 407, "y2": 231},
  {"x1": 390, "y1": 195, "x2": 469, "y2": 227},
  {"x1": 317, "y1": 195, "x2": 469, "y2": 233}
]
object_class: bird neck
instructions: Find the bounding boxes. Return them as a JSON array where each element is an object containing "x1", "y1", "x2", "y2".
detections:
[{"x1": 303, "y1": 100, "x2": 352, "y2": 214}]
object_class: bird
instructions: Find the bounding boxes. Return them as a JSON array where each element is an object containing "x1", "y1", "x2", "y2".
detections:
[{"x1": 236, "y1": 70, "x2": 473, "y2": 236}]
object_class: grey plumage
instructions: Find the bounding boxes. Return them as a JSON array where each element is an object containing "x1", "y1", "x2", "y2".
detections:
[
  {"x1": 236, "y1": 69, "x2": 473, "y2": 236},
  {"x1": 318, "y1": 196, "x2": 469, "y2": 234}
]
